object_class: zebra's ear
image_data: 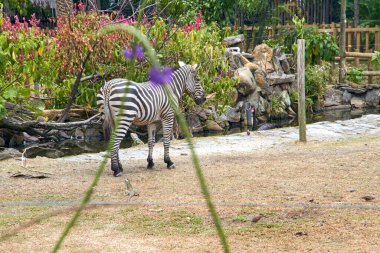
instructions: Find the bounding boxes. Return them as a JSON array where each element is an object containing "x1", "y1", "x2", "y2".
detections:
[
  {"x1": 191, "y1": 64, "x2": 200, "y2": 72},
  {"x1": 178, "y1": 61, "x2": 186, "y2": 67}
]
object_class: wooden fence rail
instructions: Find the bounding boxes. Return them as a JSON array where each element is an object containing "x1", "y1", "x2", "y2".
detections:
[{"x1": 245, "y1": 23, "x2": 380, "y2": 53}]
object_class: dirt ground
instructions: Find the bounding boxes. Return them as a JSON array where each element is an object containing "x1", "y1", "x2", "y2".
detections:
[{"x1": 1, "y1": 133, "x2": 380, "y2": 252}]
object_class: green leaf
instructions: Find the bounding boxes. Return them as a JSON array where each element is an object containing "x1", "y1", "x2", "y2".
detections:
[{"x1": 3, "y1": 88, "x2": 18, "y2": 100}]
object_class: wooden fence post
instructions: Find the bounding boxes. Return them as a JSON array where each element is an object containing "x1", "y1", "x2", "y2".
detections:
[
  {"x1": 339, "y1": 0, "x2": 347, "y2": 83},
  {"x1": 297, "y1": 39, "x2": 306, "y2": 142}
]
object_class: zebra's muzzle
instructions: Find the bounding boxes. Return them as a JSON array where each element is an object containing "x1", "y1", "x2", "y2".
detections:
[{"x1": 195, "y1": 95, "x2": 206, "y2": 105}]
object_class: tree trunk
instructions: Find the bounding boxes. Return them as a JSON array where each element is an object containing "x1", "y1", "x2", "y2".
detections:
[
  {"x1": 339, "y1": 0, "x2": 347, "y2": 83},
  {"x1": 354, "y1": 0, "x2": 359, "y2": 27},
  {"x1": 57, "y1": 49, "x2": 93, "y2": 123}
]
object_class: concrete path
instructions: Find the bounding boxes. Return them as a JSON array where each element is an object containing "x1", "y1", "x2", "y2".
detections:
[{"x1": 63, "y1": 114, "x2": 380, "y2": 162}]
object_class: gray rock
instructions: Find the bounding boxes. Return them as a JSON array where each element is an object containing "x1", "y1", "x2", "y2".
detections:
[
  {"x1": 324, "y1": 88, "x2": 344, "y2": 107},
  {"x1": 280, "y1": 90, "x2": 291, "y2": 108},
  {"x1": 342, "y1": 90, "x2": 353, "y2": 104},
  {"x1": 224, "y1": 106, "x2": 241, "y2": 123},
  {"x1": 365, "y1": 89, "x2": 380, "y2": 107},
  {"x1": 42, "y1": 149, "x2": 65, "y2": 159},
  {"x1": 336, "y1": 83, "x2": 350, "y2": 88},
  {"x1": 235, "y1": 67, "x2": 257, "y2": 95},
  {"x1": 258, "y1": 96, "x2": 270, "y2": 114},
  {"x1": 272, "y1": 84, "x2": 283, "y2": 96},
  {"x1": 223, "y1": 34, "x2": 244, "y2": 46},
  {"x1": 58, "y1": 131, "x2": 71, "y2": 139},
  {"x1": 9, "y1": 133, "x2": 24, "y2": 147},
  {"x1": 83, "y1": 128, "x2": 103, "y2": 140},
  {"x1": 0, "y1": 148, "x2": 22, "y2": 160},
  {"x1": 241, "y1": 52, "x2": 254, "y2": 60},
  {"x1": 194, "y1": 106, "x2": 208, "y2": 121},
  {"x1": 205, "y1": 120, "x2": 224, "y2": 131},
  {"x1": 341, "y1": 86, "x2": 366, "y2": 95},
  {"x1": 367, "y1": 84, "x2": 380, "y2": 90},
  {"x1": 23, "y1": 132, "x2": 39, "y2": 143},
  {"x1": 187, "y1": 112, "x2": 203, "y2": 131},
  {"x1": 272, "y1": 56, "x2": 284, "y2": 74},
  {"x1": 267, "y1": 73, "x2": 296, "y2": 85},
  {"x1": 246, "y1": 89, "x2": 261, "y2": 112},
  {"x1": 254, "y1": 69, "x2": 267, "y2": 87},
  {"x1": 230, "y1": 87, "x2": 239, "y2": 105},
  {"x1": 351, "y1": 96, "x2": 366, "y2": 108},
  {"x1": 227, "y1": 52, "x2": 244, "y2": 70},
  {"x1": 0, "y1": 137, "x2": 5, "y2": 147},
  {"x1": 74, "y1": 128, "x2": 85, "y2": 139},
  {"x1": 324, "y1": 104, "x2": 352, "y2": 111}
]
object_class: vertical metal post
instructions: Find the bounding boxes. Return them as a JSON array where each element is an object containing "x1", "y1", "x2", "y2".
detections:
[
  {"x1": 246, "y1": 102, "x2": 253, "y2": 127},
  {"x1": 297, "y1": 39, "x2": 307, "y2": 142}
]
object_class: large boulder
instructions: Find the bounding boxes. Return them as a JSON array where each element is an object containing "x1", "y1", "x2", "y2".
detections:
[
  {"x1": 235, "y1": 67, "x2": 257, "y2": 95},
  {"x1": 246, "y1": 88, "x2": 261, "y2": 112},
  {"x1": 342, "y1": 90, "x2": 352, "y2": 104},
  {"x1": 226, "y1": 51, "x2": 244, "y2": 70},
  {"x1": 224, "y1": 106, "x2": 241, "y2": 123},
  {"x1": 351, "y1": 96, "x2": 366, "y2": 108},
  {"x1": 254, "y1": 69, "x2": 267, "y2": 87},
  {"x1": 239, "y1": 55, "x2": 259, "y2": 72},
  {"x1": 324, "y1": 88, "x2": 344, "y2": 107},
  {"x1": 365, "y1": 89, "x2": 380, "y2": 107},
  {"x1": 251, "y1": 44, "x2": 274, "y2": 62},
  {"x1": 205, "y1": 120, "x2": 224, "y2": 131},
  {"x1": 9, "y1": 132, "x2": 24, "y2": 147},
  {"x1": 186, "y1": 111, "x2": 203, "y2": 133},
  {"x1": 0, "y1": 148, "x2": 22, "y2": 160},
  {"x1": 251, "y1": 44, "x2": 275, "y2": 73},
  {"x1": 280, "y1": 90, "x2": 291, "y2": 108}
]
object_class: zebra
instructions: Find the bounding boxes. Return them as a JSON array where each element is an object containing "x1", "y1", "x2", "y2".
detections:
[{"x1": 97, "y1": 62, "x2": 206, "y2": 177}]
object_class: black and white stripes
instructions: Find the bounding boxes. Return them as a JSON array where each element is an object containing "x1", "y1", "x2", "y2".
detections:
[{"x1": 97, "y1": 63, "x2": 205, "y2": 177}]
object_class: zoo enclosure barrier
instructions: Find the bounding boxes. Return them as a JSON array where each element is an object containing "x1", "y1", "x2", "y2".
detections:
[{"x1": 244, "y1": 23, "x2": 380, "y2": 83}]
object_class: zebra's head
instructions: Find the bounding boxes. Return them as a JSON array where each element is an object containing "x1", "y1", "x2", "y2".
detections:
[{"x1": 179, "y1": 61, "x2": 206, "y2": 105}]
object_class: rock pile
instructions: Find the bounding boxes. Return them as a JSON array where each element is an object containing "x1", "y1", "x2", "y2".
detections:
[{"x1": 324, "y1": 84, "x2": 380, "y2": 110}]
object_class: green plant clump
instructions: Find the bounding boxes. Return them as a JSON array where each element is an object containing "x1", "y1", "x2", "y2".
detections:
[
  {"x1": 347, "y1": 67, "x2": 364, "y2": 84},
  {"x1": 305, "y1": 64, "x2": 331, "y2": 110}
]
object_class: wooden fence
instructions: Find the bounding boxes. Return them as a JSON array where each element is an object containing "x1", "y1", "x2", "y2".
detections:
[
  {"x1": 244, "y1": 23, "x2": 380, "y2": 83},
  {"x1": 245, "y1": 23, "x2": 380, "y2": 53}
]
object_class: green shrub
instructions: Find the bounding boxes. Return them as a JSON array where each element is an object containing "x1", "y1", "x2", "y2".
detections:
[
  {"x1": 347, "y1": 67, "x2": 364, "y2": 84},
  {"x1": 305, "y1": 64, "x2": 330, "y2": 110}
]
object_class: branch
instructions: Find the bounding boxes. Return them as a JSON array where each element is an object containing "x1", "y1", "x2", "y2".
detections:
[
  {"x1": 0, "y1": 113, "x2": 102, "y2": 131},
  {"x1": 57, "y1": 42, "x2": 99, "y2": 123}
]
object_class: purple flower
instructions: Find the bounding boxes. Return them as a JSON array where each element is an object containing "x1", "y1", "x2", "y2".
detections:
[
  {"x1": 123, "y1": 47, "x2": 134, "y2": 59},
  {"x1": 149, "y1": 67, "x2": 174, "y2": 86},
  {"x1": 135, "y1": 45, "x2": 145, "y2": 60}
]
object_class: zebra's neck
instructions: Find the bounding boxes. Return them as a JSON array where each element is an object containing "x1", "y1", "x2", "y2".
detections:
[{"x1": 168, "y1": 66, "x2": 188, "y2": 101}]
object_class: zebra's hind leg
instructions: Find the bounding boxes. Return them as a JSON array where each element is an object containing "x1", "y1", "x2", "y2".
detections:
[
  {"x1": 111, "y1": 118, "x2": 134, "y2": 177},
  {"x1": 146, "y1": 124, "x2": 157, "y2": 169},
  {"x1": 162, "y1": 116, "x2": 175, "y2": 169}
]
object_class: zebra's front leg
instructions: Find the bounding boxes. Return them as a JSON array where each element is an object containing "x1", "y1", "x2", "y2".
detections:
[
  {"x1": 162, "y1": 116, "x2": 175, "y2": 169},
  {"x1": 147, "y1": 124, "x2": 156, "y2": 169}
]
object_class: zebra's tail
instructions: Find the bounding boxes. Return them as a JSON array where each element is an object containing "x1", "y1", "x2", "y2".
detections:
[{"x1": 97, "y1": 87, "x2": 114, "y2": 142}]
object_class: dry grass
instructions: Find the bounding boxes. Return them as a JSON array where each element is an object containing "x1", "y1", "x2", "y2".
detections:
[{"x1": 1, "y1": 134, "x2": 380, "y2": 252}]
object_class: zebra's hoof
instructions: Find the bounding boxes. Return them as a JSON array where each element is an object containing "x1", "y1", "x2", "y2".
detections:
[
  {"x1": 113, "y1": 171, "x2": 123, "y2": 177},
  {"x1": 147, "y1": 163, "x2": 155, "y2": 169},
  {"x1": 167, "y1": 163, "x2": 176, "y2": 169}
]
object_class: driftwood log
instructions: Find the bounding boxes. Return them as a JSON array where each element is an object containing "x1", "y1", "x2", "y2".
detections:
[{"x1": 0, "y1": 113, "x2": 102, "y2": 132}]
